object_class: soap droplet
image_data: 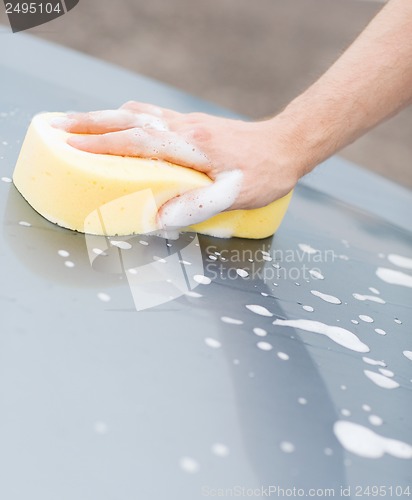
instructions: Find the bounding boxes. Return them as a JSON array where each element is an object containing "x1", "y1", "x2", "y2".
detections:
[
  {"x1": 185, "y1": 291, "x2": 202, "y2": 298},
  {"x1": 403, "y1": 350, "x2": 412, "y2": 361},
  {"x1": 362, "y1": 404, "x2": 371, "y2": 412},
  {"x1": 58, "y1": 249, "x2": 70, "y2": 258},
  {"x1": 368, "y1": 287, "x2": 380, "y2": 294},
  {"x1": 64, "y1": 261, "x2": 75, "y2": 268},
  {"x1": 179, "y1": 457, "x2": 199, "y2": 473},
  {"x1": 302, "y1": 305, "x2": 314, "y2": 312},
  {"x1": 280, "y1": 441, "x2": 295, "y2": 453},
  {"x1": 221, "y1": 316, "x2": 243, "y2": 325},
  {"x1": 364, "y1": 370, "x2": 399, "y2": 389},
  {"x1": 298, "y1": 397, "x2": 307, "y2": 405},
  {"x1": 245, "y1": 304, "x2": 273, "y2": 317},
  {"x1": 110, "y1": 240, "x2": 132, "y2": 250},
  {"x1": 236, "y1": 268, "x2": 249, "y2": 278},
  {"x1": 139, "y1": 240, "x2": 149, "y2": 246},
  {"x1": 324, "y1": 447, "x2": 334, "y2": 456},
  {"x1": 211, "y1": 443, "x2": 230, "y2": 457},
  {"x1": 359, "y1": 315, "x2": 374, "y2": 323},
  {"x1": 298, "y1": 243, "x2": 318, "y2": 254},
  {"x1": 253, "y1": 327, "x2": 267, "y2": 337},
  {"x1": 309, "y1": 269, "x2": 324, "y2": 280},
  {"x1": 277, "y1": 352, "x2": 289, "y2": 361},
  {"x1": 97, "y1": 292, "x2": 111, "y2": 303},
  {"x1": 257, "y1": 341, "x2": 273, "y2": 351},
  {"x1": 18, "y1": 220, "x2": 31, "y2": 227},
  {"x1": 204, "y1": 337, "x2": 221, "y2": 349},
  {"x1": 369, "y1": 415, "x2": 383, "y2": 426},
  {"x1": 194, "y1": 275, "x2": 211, "y2": 285},
  {"x1": 341, "y1": 409, "x2": 351, "y2": 417},
  {"x1": 394, "y1": 318, "x2": 402, "y2": 324},
  {"x1": 374, "y1": 328, "x2": 386, "y2": 335},
  {"x1": 311, "y1": 290, "x2": 341, "y2": 304},
  {"x1": 1, "y1": 176, "x2": 12, "y2": 183}
]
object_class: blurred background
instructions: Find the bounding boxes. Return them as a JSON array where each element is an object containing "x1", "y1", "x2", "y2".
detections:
[{"x1": 2, "y1": 0, "x2": 411, "y2": 187}]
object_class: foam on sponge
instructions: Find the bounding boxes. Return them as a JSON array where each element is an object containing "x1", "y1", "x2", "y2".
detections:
[{"x1": 12, "y1": 113, "x2": 292, "y2": 238}]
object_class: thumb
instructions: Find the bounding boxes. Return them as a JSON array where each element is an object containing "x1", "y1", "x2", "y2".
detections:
[{"x1": 158, "y1": 170, "x2": 243, "y2": 229}]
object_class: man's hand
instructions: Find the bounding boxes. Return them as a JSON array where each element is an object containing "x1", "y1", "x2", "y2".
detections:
[{"x1": 52, "y1": 101, "x2": 304, "y2": 228}]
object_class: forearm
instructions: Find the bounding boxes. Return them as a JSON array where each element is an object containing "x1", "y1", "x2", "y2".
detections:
[{"x1": 274, "y1": 0, "x2": 412, "y2": 174}]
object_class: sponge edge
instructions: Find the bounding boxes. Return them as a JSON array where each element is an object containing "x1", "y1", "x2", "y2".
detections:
[{"x1": 12, "y1": 112, "x2": 293, "y2": 239}]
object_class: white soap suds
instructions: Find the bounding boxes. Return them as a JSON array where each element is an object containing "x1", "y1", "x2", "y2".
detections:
[
  {"x1": 333, "y1": 420, "x2": 412, "y2": 459},
  {"x1": 159, "y1": 170, "x2": 243, "y2": 230},
  {"x1": 58, "y1": 249, "x2": 70, "y2": 258},
  {"x1": 303, "y1": 305, "x2": 314, "y2": 312},
  {"x1": 253, "y1": 327, "x2": 267, "y2": 337},
  {"x1": 18, "y1": 220, "x2": 31, "y2": 227},
  {"x1": 374, "y1": 328, "x2": 386, "y2": 335},
  {"x1": 362, "y1": 357, "x2": 386, "y2": 367},
  {"x1": 351, "y1": 319, "x2": 359, "y2": 325},
  {"x1": 369, "y1": 415, "x2": 383, "y2": 426},
  {"x1": 362, "y1": 404, "x2": 371, "y2": 412},
  {"x1": 97, "y1": 292, "x2": 111, "y2": 302},
  {"x1": 298, "y1": 397, "x2": 307, "y2": 405},
  {"x1": 379, "y1": 368, "x2": 394, "y2": 377},
  {"x1": 387, "y1": 254, "x2": 412, "y2": 270},
  {"x1": 236, "y1": 268, "x2": 249, "y2": 278},
  {"x1": 364, "y1": 370, "x2": 399, "y2": 389},
  {"x1": 309, "y1": 269, "x2": 324, "y2": 280},
  {"x1": 376, "y1": 267, "x2": 412, "y2": 288},
  {"x1": 277, "y1": 352, "x2": 289, "y2": 360},
  {"x1": 179, "y1": 457, "x2": 199, "y2": 473},
  {"x1": 273, "y1": 318, "x2": 369, "y2": 352},
  {"x1": 110, "y1": 240, "x2": 132, "y2": 250},
  {"x1": 298, "y1": 243, "x2": 318, "y2": 255},
  {"x1": 221, "y1": 316, "x2": 243, "y2": 325},
  {"x1": 1, "y1": 176, "x2": 12, "y2": 183},
  {"x1": 64, "y1": 261, "x2": 75, "y2": 268},
  {"x1": 185, "y1": 291, "x2": 202, "y2": 298},
  {"x1": 211, "y1": 443, "x2": 230, "y2": 457},
  {"x1": 134, "y1": 113, "x2": 169, "y2": 131},
  {"x1": 280, "y1": 441, "x2": 295, "y2": 453},
  {"x1": 139, "y1": 240, "x2": 149, "y2": 246},
  {"x1": 92, "y1": 248, "x2": 106, "y2": 256},
  {"x1": 369, "y1": 287, "x2": 380, "y2": 294},
  {"x1": 403, "y1": 350, "x2": 412, "y2": 361},
  {"x1": 193, "y1": 275, "x2": 211, "y2": 285},
  {"x1": 204, "y1": 337, "x2": 221, "y2": 349},
  {"x1": 246, "y1": 304, "x2": 273, "y2": 317},
  {"x1": 341, "y1": 409, "x2": 351, "y2": 417},
  {"x1": 359, "y1": 315, "x2": 374, "y2": 323},
  {"x1": 353, "y1": 293, "x2": 385, "y2": 304},
  {"x1": 394, "y1": 318, "x2": 402, "y2": 324},
  {"x1": 257, "y1": 341, "x2": 273, "y2": 351},
  {"x1": 311, "y1": 290, "x2": 341, "y2": 304}
]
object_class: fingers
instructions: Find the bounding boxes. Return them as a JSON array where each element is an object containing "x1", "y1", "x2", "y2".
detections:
[
  {"x1": 67, "y1": 128, "x2": 211, "y2": 170},
  {"x1": 158, "y1": 170, "x2": 243, "y2": 229},
  {"x1": 120, "y1": 100, "x2": 181, "y2": 121},
  {"x1": 51, "y1": 109, "x2": 141, "y2": 134}
]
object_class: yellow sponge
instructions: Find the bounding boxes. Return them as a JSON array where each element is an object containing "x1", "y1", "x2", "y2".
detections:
[{"x1": 12, "y1": 113, "x2": 292, "y2": 238}]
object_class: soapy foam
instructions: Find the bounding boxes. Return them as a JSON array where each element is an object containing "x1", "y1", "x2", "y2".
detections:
[
  {"x1": 302, "y1": 305, "x2": 314, "y2": 312},
  {"x1": 387, "y1": 254, "x2": 412, "y2": 270},
  {"x1": 379, "y1": 368, "x2": 394, "y2": 377},
  {"x1": 97, "y1": 292, "x2": 111, "y2": 302},
  {"x1": 362, "y1": 357, "x2": 386, "y2": 367},
  {"x1": 193, "y1": 275, "x2": 211, "y2": 285},
  {"x1": 277, "y1": 352, "x2": 289, "y2": 360},
  {"x1": 1, "y1": 176, "x2": 12, "y2": 183},
  {"x1": 309, "y1": 269, "x2": 324, "y2": 280},
  {"x1": 333, "y1": 420, "x2": 412, "y2": 459},
  {"x1": 369, "y1": 415, "x2": 383, "y2": 426},
  {"x1": 257, "y1": 341, "x2": 273, "y2": 351},
  {"x1": 273, "y1": 319, "x2": 369, "y2": 352},
  {"x1": 221, "y1": 316, "x2": 243, "y2": 325},
  {"x1": 364, "y1": 370, "x2": 399, "y2": 389},
  {"x1": 236, "y1": 269, "x2": 249, "y2": 278},
  {"x1": 353, "y1": 293, "x2": 385, "y2": 304},
  {"x1": 204, "y1": 337, "x2": 221, "y2": 349},
  {"x1": 253, "y1": 327, "x2": 267, "y2": 337},
  {"x1": 311, "y1": 290, "x2": 341, "y2": 304},
  {"x1": 246, "y1": 304, "x2": 273, "y2": 317},
  {"x1": 376, "y1": 267, "x2": 412, "y2": 288},
  {"x1": 159, "y1": 170, "x2": 243, "y2": 230},
  {"x1": 110, "y1": 240, "x2": 132, "y2": 250},
  {"x1": 403, "y1": 350, "x2": 412, "y2": 361},
  {"x1": 362, "y1": 404, "x2": 371, "y2": 412},
  {"x1": 359, "y1": 315, "x2": 374, "y2": 323},
  {"x1": 374, "y1": 328, "x2": 386, "y2": 335},
  {"x1": 280, "y1": 441, "x2": 295, "y2": 453}
]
